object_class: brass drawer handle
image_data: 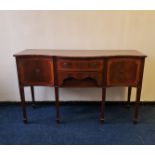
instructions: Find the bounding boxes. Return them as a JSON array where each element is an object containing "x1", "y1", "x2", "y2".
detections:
[{"x1": 63, "y1": 62, "x2": 70, "y2": 68}]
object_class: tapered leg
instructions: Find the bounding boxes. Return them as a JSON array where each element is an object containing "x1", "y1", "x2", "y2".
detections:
[
  {"x1": 100, "y1": 87, "x2": 106, "y2": 123},
  {"x1": 133, "y1": 86, "x2": 142, "y2": 124},
  {"x1": 31, "y1": 86, "x2": 37, "y2": 108},
  {"x1": 55, "y1": 87, "x2": 60, "y2": 123},
  {"x1": 126, "y1": 87, "x2": 132, "y2": 108},
  {"x1": 19, "y1": 86, "x2": 28, "y2": 123}
]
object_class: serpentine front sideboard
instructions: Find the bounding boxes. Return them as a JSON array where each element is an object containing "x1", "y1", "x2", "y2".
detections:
[{"x1": 14, "y1": 49, "x2": 147, "y2": 124}]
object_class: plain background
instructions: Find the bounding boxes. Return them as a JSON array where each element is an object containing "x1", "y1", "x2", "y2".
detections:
[{"x1": 0, "y1": 10, "x2": 154, "y2": 102}]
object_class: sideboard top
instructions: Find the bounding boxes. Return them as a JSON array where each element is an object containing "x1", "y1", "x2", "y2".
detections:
[{"x1": 14, "y1": 49, "x2": 147, "y2": 58}]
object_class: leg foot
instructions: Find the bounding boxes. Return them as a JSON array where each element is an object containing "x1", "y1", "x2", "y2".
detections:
[
  {"x1": 126, "y1": 87, "x2": 132, "y2": 109},
  {"x1": 23, "y1": 118, "x2": 28, "y2": 124},
  {"x1": 32, "y1": 103, "x2": 38, "y2": 109},
  {"x1": 19, "y1": 87, "x2": 28, "y2": 124},
  {"x1": 100, "y1": 87, "x2": 106, "y2": 124},
  {"x1": 133, "y1": 119, "x2": 139, "y2": 124},
  {"x1": 56, "y1": 118, "x2": 60, "y2": 124},
  {"x1": 100, "y1": 118, "x2": 105, "y2": 123},
  {"x1": 125, "y1": 104, "x2": 131, "y2": 109}
]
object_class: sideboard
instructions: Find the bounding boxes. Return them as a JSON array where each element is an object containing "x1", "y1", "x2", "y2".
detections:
[{"x1": 14, "y1": 49, "x2": 147, "y2": 124}]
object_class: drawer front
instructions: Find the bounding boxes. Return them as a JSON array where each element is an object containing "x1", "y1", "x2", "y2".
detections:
[
  {"x1": 17, "y1": 57, "x2": 54, "y2": 86},
  {"x1": 57, "y1": 71, "x2": 103, "y2": 87},
  {"x1": 107, "y1": 58, "x2": 141, "y2": 86},
  {"x1": 57, "y1": 58, "x2": 103, "y2": 71}
]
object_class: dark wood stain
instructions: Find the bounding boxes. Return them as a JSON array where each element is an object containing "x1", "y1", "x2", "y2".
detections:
[{"x1": 14, "y1": 50, "x2": 147, "y2": 124}]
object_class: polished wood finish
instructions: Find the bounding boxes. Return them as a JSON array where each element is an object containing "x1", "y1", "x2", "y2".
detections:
[
  {"x1": 55, "y1": 87, "x2": 60, "y2": 123},
  {"x1": 14, "y1": 49, "x2": 147, "y2": 123},
  {"x1": 57, "y1": 58, "x2": 103, "y2": 71},
  {"x1": 17, "y1": 56, "x2": 54, "y2": 86},
  {"x1": 107, "y1": 58, "x2": 141, "y2": 86},
  {"x1": 133, "y1": 58, "x2": 145, "y2": 123},
  {"x1": 57, "y1": 71, "x2": 103, "y2": 87},
  {"x1": 134, "y1": 86, "x2": 142, "y2": 123},
  {"x1": 14, "y1": 49, "x2": 146, "y2": 57},
  {"x1": 56, "y1": 58, "x2": 104, "y2": 87}
]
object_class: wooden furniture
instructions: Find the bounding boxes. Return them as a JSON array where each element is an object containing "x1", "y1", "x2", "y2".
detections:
[{"x1": 14, "y1": 49, "x2": 147, "y2": 123}]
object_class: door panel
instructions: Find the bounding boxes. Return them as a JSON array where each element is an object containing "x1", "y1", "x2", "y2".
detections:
[
  {"x1": 57, "y1": 58, "x2": 103, "y2": 71},
  {"x1": 18, "y1": 57, "x2": 54, "y2": 86},
  {"x1": 107, "y1": 58, "x2": 141, "y2": 86}
]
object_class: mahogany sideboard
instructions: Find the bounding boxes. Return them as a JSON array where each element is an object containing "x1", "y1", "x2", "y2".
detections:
[{"x1": 14, "y1": 49, "x2": 147, "y2": 124}]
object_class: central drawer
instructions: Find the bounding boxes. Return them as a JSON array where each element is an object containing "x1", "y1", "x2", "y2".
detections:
[
  {"x1": 56, "y1": 58, "x2": 103, "y2": 71},
  {"x1": 56, "y1": 58, "x2": 104, "y2": 87}
]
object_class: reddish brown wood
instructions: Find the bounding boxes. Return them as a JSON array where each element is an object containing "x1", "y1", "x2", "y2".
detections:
[
  {"x1": 107, "y1": 58, "x2": 141, "y2": 86},
  {"x1": 14, "y1": 49, "x2": 147, "y2": 58},
  {"x1": 100, "y1": 58, "x2": 107, "y2": 123},
  {"x1": 133, "y1": 58, "x2": 145, "y2": 123},
  {"x1": 17, "y1": 56, "x2": 54, "y2": 86},
  {"x1": 16, "y1": 58, "x2": 28, "y2": 123},
  {"x1": 14, "y1": 50, "x2": 147, "y2": 123}
]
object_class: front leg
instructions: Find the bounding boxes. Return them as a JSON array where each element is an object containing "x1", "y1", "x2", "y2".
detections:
[
  {"x1": 100, "y1": 87, "x2": 106, "y2": 123},
  {"x1": 55, "y1": 87, "x2": 60, "y2": 123},
  {"x1": 19, "y1": 86, "x2": 28, "y2": 123},
  {"x1": 133, "y1": 86, "x2": 142, "y2": 124}
]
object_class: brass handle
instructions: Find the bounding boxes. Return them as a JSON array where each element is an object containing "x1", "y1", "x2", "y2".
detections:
[{"x1": 63, "y1": 62, "x2": 70, "y2": 68}]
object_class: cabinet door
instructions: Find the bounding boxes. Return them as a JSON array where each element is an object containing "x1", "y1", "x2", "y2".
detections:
[
  {"x1": 107, "y1": 58, "x2": 141, "y2": 86},
  {"x1": 17, "y1": 57, "x2": 54, "y2": 86}
]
